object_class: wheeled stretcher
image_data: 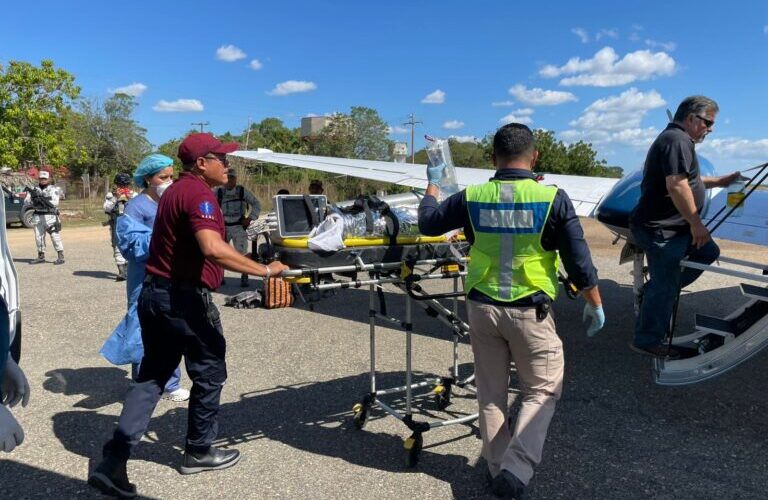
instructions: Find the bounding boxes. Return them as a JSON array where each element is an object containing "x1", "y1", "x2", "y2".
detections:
[{"x1": 277, "y1": 234, "x2": 479, "y2": 467}]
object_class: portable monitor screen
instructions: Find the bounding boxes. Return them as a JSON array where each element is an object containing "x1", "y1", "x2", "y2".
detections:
[{"x1": 274, "y1": 195, "x2": 327, "y2": 238}]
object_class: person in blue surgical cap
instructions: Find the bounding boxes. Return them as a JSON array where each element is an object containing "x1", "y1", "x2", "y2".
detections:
[{"x1": 100, "y1": 154, "x2": 190, "y2": 402}]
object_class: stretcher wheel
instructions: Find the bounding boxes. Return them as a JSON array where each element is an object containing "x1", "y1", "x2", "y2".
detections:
[
  {"x1": 404, "y1": 433, "x2": 423, "y2": 468},
  {"x1": 433, "y1": 384, "x2": 452, "y2": 410},
  {"x1": 352, "y1": 403, "x2": 368, "y2": 430}
]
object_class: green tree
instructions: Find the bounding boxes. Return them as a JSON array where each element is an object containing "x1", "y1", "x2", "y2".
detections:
[
  {"x1": 311, "y1": 113, "x2": 356, "y2": 158},
  {"x1": 533, "y1": 130, "x2": 569, "y2": 174},
  {"x1": 0, "y1": 60, "x2": 81, "y2": 168},
  {"x1": 311, "y1": 107, "x2": 392, "y2": 161},
  {"x1": 413, "y1": 138, "x2": 493, "y2": 169},
  {"x1": 68, "y1": 93, "x2": 151, "y2": 177},
  {"x1": 244, "y1": 117, "x2": 304, "y2": 153},
  {"x1": 412, "y1": 129, "x2": 616, "y2": 178}
]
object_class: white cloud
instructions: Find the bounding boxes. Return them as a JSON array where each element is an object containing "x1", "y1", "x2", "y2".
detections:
[
  {"x1": 499, "y1": 108, "x2": 535, "y2": 125},
  {"x1": 595, "y1": 28, "x2": 618, "y2": 40},
  {"x1": 388, "y1": 125, "x2": 409, "y2": 134},
  {"x1": 563, "y1": 88, "x2": 665, "y2": 148},
  {"x1": 508, "y1": 84, "x2": 577, "y2": 106},
  {"x1": 571, "y1": 28, "x2": 589, "y2": 43},
  {"x1": 442, "y1": 120, "x2": 465, "y2": 130},
  {"x1": 698, "y1": 137, "x2": 768, "y2": 164},
  {"x1": 645, "y1": 39, "x2": 677, "y2": 51},
  {"x1": 560, "y1": 127, "x2": 659, "y2": 148},
  {"x1": 491, "y1": 100, "x2": 516, "y2": 107},
  {"x1": 249, "y1": 59, "x2": 263, "y2": 70},
  {"x1": 267, "y1": 80, "x2": 317, "y2": 96},
  {"x1": 449, "y1": 135, "x2": 479, "y2": 143},
  {"x1": 421, "y1": 89, "x2": 445, "y2": 104},
  {"x1": 152, "y1": 99, "x2": 204, "y2": 112},
  {"x1": 216, "y1": 44, "x2": 247, "y2": 62},
  {"x1": 539, "y1": 47, "x2": 676, "y2": 87},
  {"x1": 108, "y1": 82, "x2": 147, "y2": 97}
]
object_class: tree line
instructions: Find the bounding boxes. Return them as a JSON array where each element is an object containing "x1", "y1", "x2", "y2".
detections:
[{"x1": 1, "y1": 59, "x2": 622, "y2": 193}]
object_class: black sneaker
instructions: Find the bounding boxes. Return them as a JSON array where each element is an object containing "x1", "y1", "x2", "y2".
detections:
[
  {"x1": 54, "y1": 251, "x2": 65, "y2": 265},
  {"x1": 32, "y1": 252, "x2": 45, "y2": 264},
  {"x1": 491, "y1": 470, "x2": 527, "y2": 499},
  {"x1": 88, "y1": 457, "x2": 137, "y2": 498},
  {"x1": 180, "y1": 446, "x2": 241, "y2": 475}
]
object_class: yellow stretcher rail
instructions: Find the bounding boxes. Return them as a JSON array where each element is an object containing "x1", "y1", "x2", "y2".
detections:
[{"x1": 274, "y1": 233, "x2": 466, "y2": 249}]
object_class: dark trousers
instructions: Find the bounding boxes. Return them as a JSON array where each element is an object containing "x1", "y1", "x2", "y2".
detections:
[
  {"x1": 107, "y1": 282, "x2": 227, "y2": 456},
  {"x1": 631, "y1": 224, "x2": 720, "y2": 347}
]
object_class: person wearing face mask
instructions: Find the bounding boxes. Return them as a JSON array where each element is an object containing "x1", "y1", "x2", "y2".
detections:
[{"x1": 99, "y1": 154, "x2": 190, "y2": 403}]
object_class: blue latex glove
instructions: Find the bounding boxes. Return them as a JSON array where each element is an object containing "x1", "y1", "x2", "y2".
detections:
[
  {"x1": 582, "y1": 304, "x2": 605, "y2": 337},
  {"x1": 427, "y1": 162, "x2": 446, "y2": 185}
]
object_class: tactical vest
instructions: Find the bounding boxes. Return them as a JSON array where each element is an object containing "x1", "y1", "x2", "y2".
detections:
[
  {"x1": 217, "y1": 185, "x2": 247, "y2": 223},
  {"x1": 465, "y1": 178, "x2": 560, "y2": 302}
]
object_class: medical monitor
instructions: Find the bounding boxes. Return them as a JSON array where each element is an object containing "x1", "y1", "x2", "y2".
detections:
[{"x1": 274, "y1": 194, "x2": 327, "y2": 238}]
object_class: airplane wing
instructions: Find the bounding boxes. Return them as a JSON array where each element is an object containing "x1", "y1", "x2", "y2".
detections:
[
  {"x1": 231, "y1": 149, "x2": 619, "y2": 217},
  {"x1": 704, "y1": 187, "x2": 768, "y2": 246}
]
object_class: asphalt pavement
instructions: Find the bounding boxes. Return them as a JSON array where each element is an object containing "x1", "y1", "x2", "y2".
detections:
[{"x1": 1, "y1": 220, "x2": 766, "y2": 499}]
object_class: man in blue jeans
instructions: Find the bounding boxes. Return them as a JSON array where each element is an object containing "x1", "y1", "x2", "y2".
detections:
[{"x1": 630, "y1": 95, "x2": 740, "y2": 358}]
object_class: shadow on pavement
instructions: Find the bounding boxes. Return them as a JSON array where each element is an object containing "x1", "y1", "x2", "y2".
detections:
[
  {"x1": 72, "y1": 270, "x2": 119, "y2": 281},
  {"x1": 0, "y1": 460, "x2": 158, "y2": 499},
  {"x1": 48, "y1": 279, "x2": 768, "y2": 499},
  {"x1": 44, "y1": 367, "x2": 130, "y2": 409},
  {"x1": 13, "y1": 257, "x2": 38, "y2": 264},
  {"x1": 52, "y1": 370, "x2": 490, "y2": 498}
]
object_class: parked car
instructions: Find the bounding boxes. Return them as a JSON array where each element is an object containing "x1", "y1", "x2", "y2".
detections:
[{"x1": 3, "y1": 187, "x2": 34, "y2": 228}]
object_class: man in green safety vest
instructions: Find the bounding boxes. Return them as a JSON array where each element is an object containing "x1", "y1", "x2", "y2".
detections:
[{"x1": 418, "y1": 123, "x2": 605, "y2": 499}]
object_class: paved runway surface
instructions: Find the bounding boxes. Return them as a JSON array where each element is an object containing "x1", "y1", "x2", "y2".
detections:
[{"x1": 1, "y1": 220, "x2": 766, "y2": 499}]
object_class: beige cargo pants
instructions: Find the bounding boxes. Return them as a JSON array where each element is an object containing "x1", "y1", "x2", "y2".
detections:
[{"x1": 467, "y1": 299, "x2": 564, "y2": 485}]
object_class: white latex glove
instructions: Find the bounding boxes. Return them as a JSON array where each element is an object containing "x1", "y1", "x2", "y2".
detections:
[
  {"x1": 2, "y1": 358, "x2": 30, "y2": 408},
  {"x1": 0, "y1": 405, "x2": 24, "y2": 452}
]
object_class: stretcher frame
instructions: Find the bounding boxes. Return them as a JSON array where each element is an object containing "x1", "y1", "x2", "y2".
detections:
[{"x1": 283, "y1": 254, "x2": 478, "y2": 467}]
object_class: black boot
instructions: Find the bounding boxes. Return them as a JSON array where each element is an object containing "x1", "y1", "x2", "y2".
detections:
[
  {"x1": 54, "y1": 251, "x2": 65, "y2": 265},
  {"x1": 491, "y1": 470, "x2": 527, "y2": 499},
  {"x1": 32, "y1": 252, "x2": 45, "y2": 264},
  {"x1": 180, "y1": 446, "x2": 241, "y2": 475},
  {"x1": 88, "y1": 443, "x2": 137, "y2": 498},
  {"x1": 116, "y1": 264, "x2": 127, "y2": 281}
]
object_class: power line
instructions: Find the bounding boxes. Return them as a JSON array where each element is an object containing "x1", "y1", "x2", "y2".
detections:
[
  {"x1": 191, "y1": 121, "x2": 210, "y2": 133},
  {"x1": 402, "y1": 113, "x2": 422, "y2": 164}
]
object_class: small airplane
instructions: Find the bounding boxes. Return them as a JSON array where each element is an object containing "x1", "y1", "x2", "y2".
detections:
[{"x1": 231, "y1": 135, "x2": 768, "y2": 386}]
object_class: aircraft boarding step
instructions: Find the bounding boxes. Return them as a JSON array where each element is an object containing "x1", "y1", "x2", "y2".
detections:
[{"x1": 655, "y1": 278, "x2": 768, "y2": 386}]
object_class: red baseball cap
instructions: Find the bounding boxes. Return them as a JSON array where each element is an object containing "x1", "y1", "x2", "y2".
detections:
[{"x1": 178, "y1": 133, "x2": 239, "y2": 165}]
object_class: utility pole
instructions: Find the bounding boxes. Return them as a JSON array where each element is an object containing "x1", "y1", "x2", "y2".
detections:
[
  {"x1": 244, "y1": 117, "x2": 252, "y2": 149},
  {"x1": 191, "y1": 121, "x2": 209, "y2": 133},
  {"x1": 402, "y1": 113, "x2": 422, "y2": 164}
]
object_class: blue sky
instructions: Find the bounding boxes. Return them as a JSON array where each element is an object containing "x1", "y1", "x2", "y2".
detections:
[{"x1": 3, "y1": 0, "x2": 767, "y2": 172}]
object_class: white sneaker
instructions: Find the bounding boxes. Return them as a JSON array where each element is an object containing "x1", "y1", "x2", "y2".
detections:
[{"x1": 162, "y1": 388, "x2": 190, "y2": 402}]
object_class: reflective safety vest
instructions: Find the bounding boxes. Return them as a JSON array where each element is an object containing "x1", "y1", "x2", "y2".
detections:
[{"x1": 465, "y1": 178, "x2": 560, "y2": 302}]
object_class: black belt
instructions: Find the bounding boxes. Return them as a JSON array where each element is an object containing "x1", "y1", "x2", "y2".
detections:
[
  {"x1": 225, "y1": 221, "x2": 242, "y2": 226},
  {"x1": 144, "y1": 275, "x2": 210, "y2": 292}
]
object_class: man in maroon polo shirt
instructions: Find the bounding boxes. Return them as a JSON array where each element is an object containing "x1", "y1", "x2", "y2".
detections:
[{"x1": 89, "y1": 133, "x2": 289, "y2": 498}]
